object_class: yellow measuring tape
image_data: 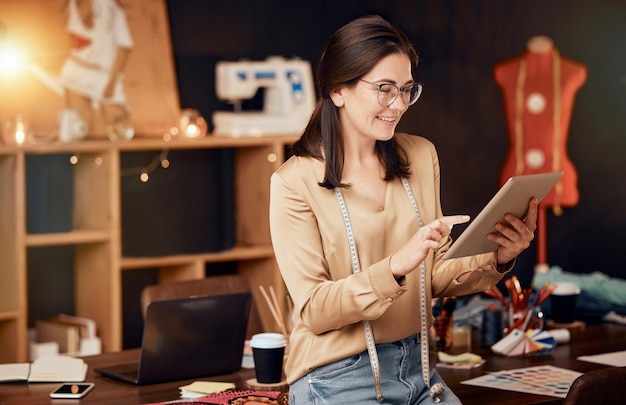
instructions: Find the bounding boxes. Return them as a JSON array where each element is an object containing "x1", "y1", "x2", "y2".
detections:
[{"x1": 336, "y1": 179, "x2": 444, "y2": 403}]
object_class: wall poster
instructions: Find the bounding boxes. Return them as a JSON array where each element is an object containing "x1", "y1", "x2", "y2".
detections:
[{"x1": 0, "y1": 0, "x2": 180, "y2": 140}]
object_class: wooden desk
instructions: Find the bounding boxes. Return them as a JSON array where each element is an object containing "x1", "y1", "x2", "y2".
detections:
[
  {"x1": 0, "y1": 323, "x2": 624, "y2": 404},
  {"x1": 438, "y1": 322, "x2": 626, "y2": 404},
  {"x1": 0, "y1": 349, "x2": 256, "y2": 405}
]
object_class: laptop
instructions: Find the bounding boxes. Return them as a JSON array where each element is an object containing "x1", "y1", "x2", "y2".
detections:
[{"x1": 95, "y1": 292, "x2": 251, "y2": 385}]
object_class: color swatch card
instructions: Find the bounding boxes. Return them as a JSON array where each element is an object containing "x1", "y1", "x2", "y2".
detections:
[{"x1": 462, "y1": 365, "x2": 581, "y2": 398}]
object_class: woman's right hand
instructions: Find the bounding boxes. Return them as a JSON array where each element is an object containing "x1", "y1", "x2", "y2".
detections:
[{"x1": 390, "y1": 215, "x2": 470, "y2": 277}]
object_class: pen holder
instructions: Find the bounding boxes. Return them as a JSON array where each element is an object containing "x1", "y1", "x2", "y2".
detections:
[{"x1": 506, "y1": 306, "x2": 544, "y2": 334}]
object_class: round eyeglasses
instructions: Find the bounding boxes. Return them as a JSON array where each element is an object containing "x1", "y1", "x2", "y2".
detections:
[{"x1": 359, "y1": 79, "x2": 424, "y2": 106}]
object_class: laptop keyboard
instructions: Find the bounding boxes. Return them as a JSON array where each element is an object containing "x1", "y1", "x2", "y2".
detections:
[
  {"x1": 97, "y1": 363, "x2": 139, "y2": 382},
  {"x1": 117, "y1": 368, "x2": 139, "y2": 379}
]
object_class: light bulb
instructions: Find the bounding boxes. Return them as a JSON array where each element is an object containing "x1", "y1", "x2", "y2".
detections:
[{"x1": 177, "y1": 109, "x2": 207, "y2": 139}]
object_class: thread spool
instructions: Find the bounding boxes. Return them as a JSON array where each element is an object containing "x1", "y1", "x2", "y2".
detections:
[
  {"x1": 482, "y1": 304, "x2": 504, "y2": 347},
  {"x1": 547, "y1": 328, "x2": 571, "y2": 344}
]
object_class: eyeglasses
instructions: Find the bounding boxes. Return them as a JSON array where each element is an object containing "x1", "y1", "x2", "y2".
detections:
[{"x1": 359, "y1": 79, "x2": 423, "y2": 106}]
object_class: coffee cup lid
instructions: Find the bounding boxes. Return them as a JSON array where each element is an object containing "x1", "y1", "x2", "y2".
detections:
[
  {"x1": 552, "y1": 282, "x2": 581, "y2": 296},
  {"x1": 250, "y1": 333, "x2": 287, "y2": 349}
]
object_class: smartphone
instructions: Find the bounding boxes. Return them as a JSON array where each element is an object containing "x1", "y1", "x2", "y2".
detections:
[{"x1": 50, "y1": 383, "x2": 95, "y2": 399}]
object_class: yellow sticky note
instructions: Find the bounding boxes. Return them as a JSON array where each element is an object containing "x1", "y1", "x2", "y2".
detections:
[{"x1": 179, "y1": 381, "x2": 235, "y2": 394}]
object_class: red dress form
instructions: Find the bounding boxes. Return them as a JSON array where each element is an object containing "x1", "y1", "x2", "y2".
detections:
[{"x1": 494, "y1": 36, "x2": 587, "y2": 265}]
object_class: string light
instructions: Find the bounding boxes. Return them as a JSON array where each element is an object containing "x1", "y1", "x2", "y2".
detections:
[
  {"x1": 65, "y1": 108, "x2": 207, "y2": 182},
  {"x1": 139, "y1": 169, "x2": 149, "y2": 183},
  {"x1": 68, "y1": 150, "x2": 170, "y2": 183},
  {"x1": 120, "y1": 149, "x2": 170, "y2": 182}
]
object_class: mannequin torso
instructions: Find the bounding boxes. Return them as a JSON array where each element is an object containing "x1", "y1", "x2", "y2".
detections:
[{"x1": 494, "y1": 36, "x2": 587, "y2": 208}]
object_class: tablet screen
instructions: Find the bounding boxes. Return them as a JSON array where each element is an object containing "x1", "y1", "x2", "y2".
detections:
[{"x1": 442, "y1": 171, "x2": 563, "y2": 260}]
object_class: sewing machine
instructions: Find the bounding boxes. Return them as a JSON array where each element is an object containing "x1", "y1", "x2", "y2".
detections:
[{"x1": 212, "y1": 56, "x2": 316, "y2": 136}]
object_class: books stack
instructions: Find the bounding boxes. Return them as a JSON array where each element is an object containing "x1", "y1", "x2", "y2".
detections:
[{"x1": 32, "y1": 314, "x2": 101, "y2": 359}]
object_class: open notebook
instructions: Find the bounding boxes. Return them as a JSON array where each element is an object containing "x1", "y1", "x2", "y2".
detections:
[{"x1": 96, "y1": 292, "x2": 251, "y2": 385}]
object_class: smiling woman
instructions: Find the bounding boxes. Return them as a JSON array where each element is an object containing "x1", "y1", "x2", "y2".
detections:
[{"x1": 269, "y1": 14, "x2": 539, "y2": 405}]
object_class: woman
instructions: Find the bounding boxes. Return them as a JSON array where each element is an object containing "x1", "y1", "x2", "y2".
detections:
[{"x1": 269, "y1": 15, "x2": 537, "y2": 404}]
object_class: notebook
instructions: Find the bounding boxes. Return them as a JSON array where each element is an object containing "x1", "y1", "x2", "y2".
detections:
[
  {"x1": 443, "y1": 171, "x2": 563, "y2": 259},
  {"x1": 95, "y1": 292, "x2": 251, "y2": 385}
]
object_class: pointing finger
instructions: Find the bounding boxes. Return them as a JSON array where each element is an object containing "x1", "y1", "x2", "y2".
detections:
[{"x1": 440, "y1": 215, "x2": 470, "y2": 229}]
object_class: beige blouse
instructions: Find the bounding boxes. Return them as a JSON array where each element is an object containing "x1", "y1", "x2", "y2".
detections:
[{"x1": 269, "y1": 132, "x2": 507, "y2": 384}]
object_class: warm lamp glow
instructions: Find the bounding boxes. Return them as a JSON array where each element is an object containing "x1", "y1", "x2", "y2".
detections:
[
  {"x1": 2, "y1": 114, "x2": 29, "y2": 145},
  {"x1": 0, "y1": 42, "x2": 24, "y2": 73},
  {"x1": 15, "y1": 119, "x2": 25, "y2": 144},
  {"x1": 178, "y1": 109, "x2": 208, "y2": 139},
  {"x1": 185, "y1": 123, "x2": 200, "y2": 137}
]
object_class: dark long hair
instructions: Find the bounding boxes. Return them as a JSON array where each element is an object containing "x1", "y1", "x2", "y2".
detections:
[{"x1": 293, "y1": 15, "x2": 418, "y2": 189}]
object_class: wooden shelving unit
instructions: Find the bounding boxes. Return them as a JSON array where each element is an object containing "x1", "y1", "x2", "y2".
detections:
[{"x1": 0, "y1": 135, "x2": 297, "y2": 362}]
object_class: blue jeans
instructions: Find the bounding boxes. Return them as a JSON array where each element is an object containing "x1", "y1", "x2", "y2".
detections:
[{"x1": 289, "y1": 334, "x2": 461, "y2": 404}]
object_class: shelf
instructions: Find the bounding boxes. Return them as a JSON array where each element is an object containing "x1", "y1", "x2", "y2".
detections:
[
  {"x1": 120, "y1": 245, "x2": 275, "y2": 270},
  {"x1": 25, "y1": 229, "x2": 111, "y2": 247},
  {"x1": 0, "y1": 134, "x2": 296, "y2": 361},
  {"x1": 0, "y1": 140, "x2": 113, "y2": 154},
  {"x1": 117, "y1": 134, "x2": 299, "y2": 151},
  {"x1": 0, "y1": 311, "x2": 19, "y2": 321},
  {"x1": 0, "y1": 134, "x2": 299, "y2": 154}
]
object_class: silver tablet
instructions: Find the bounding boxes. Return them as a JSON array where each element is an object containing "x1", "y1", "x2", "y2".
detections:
[{"x1": 442, "y1": 171, "x2": 563, "y2": 260}]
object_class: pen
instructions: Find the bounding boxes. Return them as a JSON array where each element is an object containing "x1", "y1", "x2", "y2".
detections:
[
  {"x1": 485, "y1": 287, "x2": 509, "y2": 309},
  {"x1": 521, "y1": 290, "x2": 540, "y2": 331},
  {"x1": 536, "y1": 282, "x2": 557, "y2": 306},
  {"x1": 511, "y1": 275, "x2": 523, "y2": 311},
  {"x1": 518, "y1": 288, "x2": 527, "y2": 309},
  {"x1": 504, "y1": 278, "x2": 520, "y2": 311}
]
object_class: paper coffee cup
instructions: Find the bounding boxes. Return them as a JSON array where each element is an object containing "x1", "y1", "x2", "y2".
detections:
[
  {"x1": 552, "y1": 282, "x2": 581, "y2": 296},
  {"x1": 550, "y1": 282, "x2": 580, "y2": 324},
  {"x1": 250, "y1": 333, "x2": 286, "y2": 384}
]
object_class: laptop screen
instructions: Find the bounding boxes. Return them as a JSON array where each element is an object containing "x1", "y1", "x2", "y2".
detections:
[{"x1": 97, "y1": 292, "x2": 251, "y2": 385}]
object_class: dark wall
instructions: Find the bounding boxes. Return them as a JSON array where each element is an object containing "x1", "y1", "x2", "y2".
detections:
[
  {"x1": 167, "y1": 0, "x2": 626, "y2": 288},
  {"x1": 26, "y1": 0, "x2": 625, "y2": 340}
]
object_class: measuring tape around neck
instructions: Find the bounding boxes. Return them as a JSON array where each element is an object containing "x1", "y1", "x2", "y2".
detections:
[
  {"x1": 336, "y1": 187, "x2": 384, "y2": 402},
  {"x1": 335, "y1": 178, "x2": 444, "y2": 403},
  {"x1": 401, "y1": 178, "x2": 444, "y2": 403}
]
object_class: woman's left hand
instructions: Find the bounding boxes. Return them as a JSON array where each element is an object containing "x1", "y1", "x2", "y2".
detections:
[{"x1": 488, "y1": 197, "x2": 538, "y2": 264}]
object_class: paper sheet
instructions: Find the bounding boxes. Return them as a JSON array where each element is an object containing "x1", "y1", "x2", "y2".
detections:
[{"x1": 577, "y1": 350, "x2": 626, "y2": 367}]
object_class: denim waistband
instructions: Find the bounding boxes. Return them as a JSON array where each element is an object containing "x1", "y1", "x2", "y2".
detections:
[{"x1": 391, "y1": 333, "x2": 420, "y2": 346}]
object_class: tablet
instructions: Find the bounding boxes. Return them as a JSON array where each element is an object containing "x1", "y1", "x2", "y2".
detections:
[{"x1": 442, "y1": 171, "x2": 563, "y2": 260}]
